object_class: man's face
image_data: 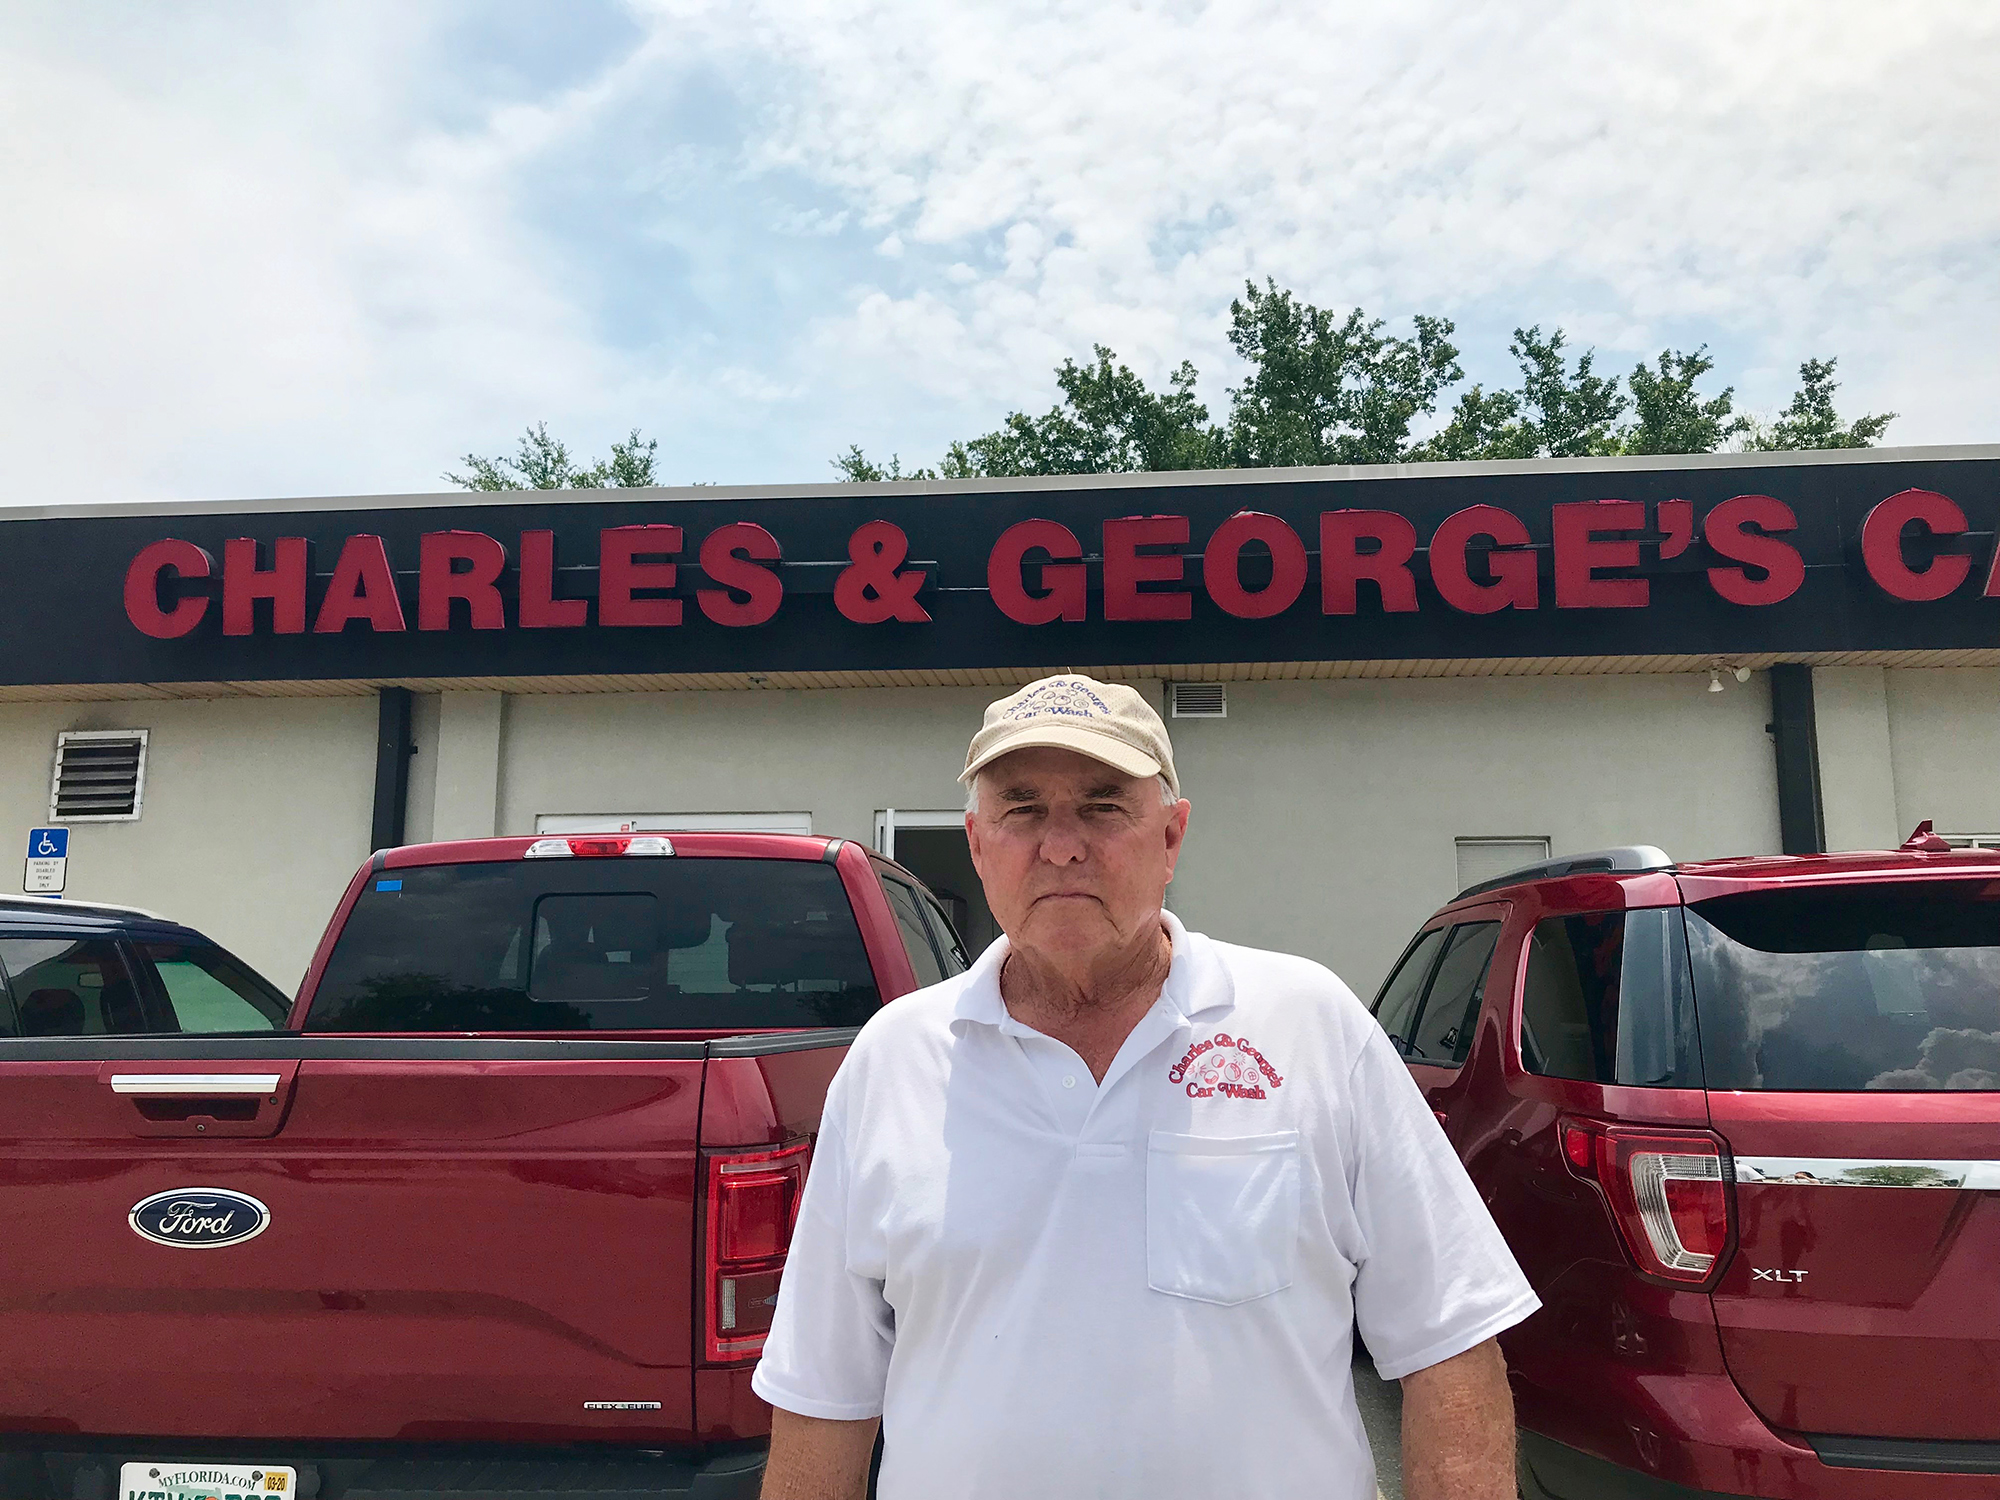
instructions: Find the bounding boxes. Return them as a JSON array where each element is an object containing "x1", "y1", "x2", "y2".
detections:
[{"x1": 965, "y1": 746, "x2": 1190, "y2": 964}]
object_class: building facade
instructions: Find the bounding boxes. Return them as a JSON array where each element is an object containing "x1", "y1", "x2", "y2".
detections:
[{"x1": 4, "y1": 447, "x2": 1996, "y2": 997}]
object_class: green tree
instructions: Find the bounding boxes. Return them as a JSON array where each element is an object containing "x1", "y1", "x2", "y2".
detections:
[
  {"x1": 838, "y1": 347, "x2": 1221, "y2": 482},
  {"x1": 447, "y1": 424, "x2": 659, "y2": 490},
  {"x1": 1406, "y1": 386, "x2": 1523, "y2": 462},
  {"x1": 1223, "y1": 281, "x2": 1461, "y2": 467},
  {"x1": 1504, "y1": 326, "x2": 1628, "y2": 457},
  {"x1": 829, "y1": 447, "x2": 941, "y2": 482},
  {"x1": 947, "y1": 347, "x2": 1222, "y2": 477},
  {"x1": 1746, "y1": 357, "x2": 1896, "y2": 450},
  {"x1": 1406, "y1": 327, "x2": 1626, "y2": 461},
  {"x1": 824, "y1": 282, "x2": 1895, "y2": 477},
  {"x1": 1621, "y1": 346, "x2": 1748, "y2": 455}
]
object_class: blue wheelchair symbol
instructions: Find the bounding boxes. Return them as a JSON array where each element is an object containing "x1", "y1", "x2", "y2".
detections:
[{"x1": 27, "y1": 828, "x2": 68, "y2": 859}]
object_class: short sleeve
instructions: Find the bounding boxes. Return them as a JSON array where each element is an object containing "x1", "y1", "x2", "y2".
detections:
[
  {"x1": 1346, "y1": 1024, "x2": 1540, "y2": 1380},
  {"x1": 751, "y1": 1110, "x2": 896, "y2": 1420}
]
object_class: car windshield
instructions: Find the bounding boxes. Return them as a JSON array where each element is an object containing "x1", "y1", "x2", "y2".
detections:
[
  {"x1": 1687, "y1": 880, "x2": 2000, "y2": 1091},
  {"x1": 306, "y1": 857, "x2": 880, "y2": 1032}
]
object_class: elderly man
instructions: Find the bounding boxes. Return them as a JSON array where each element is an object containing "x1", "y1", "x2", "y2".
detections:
[{"x1": 754, "y1": 674, "x2": 1538, "y2": 1499}]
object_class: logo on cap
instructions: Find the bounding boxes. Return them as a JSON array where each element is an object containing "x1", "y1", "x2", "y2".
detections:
[{"x1": 1001, "y1": 678, "x2": 1110, "y2": 722}]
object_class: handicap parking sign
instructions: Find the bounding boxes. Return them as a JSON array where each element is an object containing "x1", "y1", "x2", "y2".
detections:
[{"x1": 24, "y1": 826, "x2": 67, "y2": 895}]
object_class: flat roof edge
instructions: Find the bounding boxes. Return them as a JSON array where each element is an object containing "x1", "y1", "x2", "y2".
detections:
[
  {"x1": 4, "y1": 443, "x2": 1997, "y2": 525},
  {"x1": 5, "y1": 649, "x2": 1998, "y2": 702}
]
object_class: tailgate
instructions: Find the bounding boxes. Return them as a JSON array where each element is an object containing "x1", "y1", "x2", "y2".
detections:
[
  {"x1": 0, "y1": 1034, "x2": 707, "y2": 1445},
  {"x1": 1684, "y1": 880, "x2": 2000, "y2": 1443},
  {"x1": 1710, "y1": 1091, "x2": 2000, "y2": 1441}
]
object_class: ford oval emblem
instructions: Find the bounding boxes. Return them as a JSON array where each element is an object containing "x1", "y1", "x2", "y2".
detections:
[{"x1": 128, "y1": 1187, "x2": 270, "y2": 1249}]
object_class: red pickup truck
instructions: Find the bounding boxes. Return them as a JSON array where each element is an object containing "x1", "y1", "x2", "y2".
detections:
[{"x1": 0, "y1": 832, "x2": 968, "y2": 1500}]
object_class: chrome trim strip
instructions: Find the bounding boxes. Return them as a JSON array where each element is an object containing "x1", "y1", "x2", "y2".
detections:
[
  {"x1": 109, "y1": 1073, "x2": 282, "y2": 1095},
  {"x1": 1736, "y1": 1155, "x2": 2000, "y2": 1190}
]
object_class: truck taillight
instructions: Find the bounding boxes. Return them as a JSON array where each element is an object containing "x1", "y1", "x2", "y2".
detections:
[
  {"x1": 700, "y1": 1140, "x2": 809, "y2": 1364},
  {"x1": 1560, "y1": 1119, "x2": 1733, "y2": 1286}
]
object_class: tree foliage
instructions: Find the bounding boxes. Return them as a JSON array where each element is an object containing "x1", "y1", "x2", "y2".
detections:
[
  {"x1": 947, "y1": 347, "x2": 1222, "y2": 477},
  {"x1": 1743, "y1": 358, "x2": 1897, "y2": 451},
  {"x1": 1222, "y1": 282, "x2": 1461, "y2": 467},
  {"x1": 830, "y1": 446, "x2": 940, "y2": 483},
  {"x1": 447, "y1": 423, "x2": 659, "y2": 490},
  {"x1": 831, "y1": 281, "x2": 1896, "y2": 481},
  {"x1": 443, "y1": 292, "x2": 1901, "y2": 493},
  {"x1": 1623, "y1": 345, "x2": 1748, "y2": 456}
]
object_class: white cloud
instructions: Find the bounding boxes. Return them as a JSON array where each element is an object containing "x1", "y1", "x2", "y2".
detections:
[
  {"x1": 677, "y1": 0, "x2": 1999, "y2": 443},
  {"x1": 0, "y1": 0, "x2": 1993, "y2": 504}
]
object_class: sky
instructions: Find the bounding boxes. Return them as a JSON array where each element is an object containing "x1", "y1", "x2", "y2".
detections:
[{"x1": 2, "y1": 0, "x2": 1996, "y2": 503}]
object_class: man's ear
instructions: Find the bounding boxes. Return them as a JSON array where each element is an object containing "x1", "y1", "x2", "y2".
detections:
[{"x1": 1162, "y1": 799, "x2": 1191, "y2": 883}]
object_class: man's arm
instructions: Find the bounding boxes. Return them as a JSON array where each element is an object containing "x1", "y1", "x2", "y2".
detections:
[
  {"x1": 1399, "y1": 1337, "x2": 1515, "y2": 1500},
  {"x1": 761, "y1": 1408, "x2": 880, "y2": 1500}
]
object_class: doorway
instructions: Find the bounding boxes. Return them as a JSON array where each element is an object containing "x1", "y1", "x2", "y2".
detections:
[{"x1": 875, "y1": 810, "x2": 1001, "y2": 958}]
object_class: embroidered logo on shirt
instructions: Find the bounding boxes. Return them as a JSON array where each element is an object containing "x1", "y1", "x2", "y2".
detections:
[{"x1": 1169, "y1": 1032, "x2": 1284, "y2": 1100}]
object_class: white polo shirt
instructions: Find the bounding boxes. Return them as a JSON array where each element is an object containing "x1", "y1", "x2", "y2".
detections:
[{"x1": 753, "y1": 911, "x2": 1539, "y2": 1499}]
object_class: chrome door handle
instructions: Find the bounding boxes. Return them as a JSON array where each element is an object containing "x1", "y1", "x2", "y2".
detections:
[{"x1": 108, "y1": 1073, "x2": 282, "y2": 1096}]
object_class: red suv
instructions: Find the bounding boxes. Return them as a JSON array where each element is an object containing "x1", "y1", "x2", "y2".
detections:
[{"x1": 1368, "y1": 826, "x2": 1999, "y2": 1499}]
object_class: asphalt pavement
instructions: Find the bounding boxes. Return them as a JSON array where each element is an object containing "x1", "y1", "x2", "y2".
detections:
[{"x1": 1354, "y1": 1352, "x2": 1404, "y2": 1500}]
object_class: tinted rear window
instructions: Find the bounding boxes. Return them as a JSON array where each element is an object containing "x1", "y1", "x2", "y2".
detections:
[
  {"x1": 306, "y1": 858, "x2": 880, "y2": 1032},
  {"x1": 1688, "y1": 882, "x2": 2000, "y2": 1091},
  {"x1": 1520, "y1": 909, "x2": 1701, "y2": 1087}
]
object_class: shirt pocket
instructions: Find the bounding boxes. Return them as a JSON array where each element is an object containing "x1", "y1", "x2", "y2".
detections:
[{"x1": 1146, "y1": 1129, "x2": 1301, "y2": 1306}]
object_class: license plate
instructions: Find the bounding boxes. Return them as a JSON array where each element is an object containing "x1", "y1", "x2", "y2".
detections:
[{"x1": 118, "y1": 1462, "x2": 298, "y2": 1498}]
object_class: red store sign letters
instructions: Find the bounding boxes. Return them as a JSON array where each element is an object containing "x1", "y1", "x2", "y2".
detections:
[{"x1": 123, "y1": 489, "x2": 2000, "y2": 640}]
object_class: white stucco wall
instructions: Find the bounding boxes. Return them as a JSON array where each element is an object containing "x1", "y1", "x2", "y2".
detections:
[
  {"x1": 1815, "y1": 666, "x2": 1903, "y2": 851},
  {"x1": 1165, "y1": 674, "x2": 1785, "y2": 996},
  {"x1": 496, "y1": 686, "x2": 992, "y2": 844},
  {"x1": 0, "y1": 697, "x2": 376, "y2": 992},
  {"x1": 1885, "y1": 668, "x2": 2000, "y2": 838}
]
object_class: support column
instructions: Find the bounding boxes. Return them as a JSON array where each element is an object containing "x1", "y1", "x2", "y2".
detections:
[
  {"x1": 369, "y1": 687, "x2": 414, "y2": 852},
  {"x1": 431, "y1": 690, "x2": 504, "y2": 840},
  {"x1": 1768, "y1": 664, "x2": 1825, "y2": 855},
  {"x1": 1812, "y1": 666, "x2": 1902, "y2": 851}
]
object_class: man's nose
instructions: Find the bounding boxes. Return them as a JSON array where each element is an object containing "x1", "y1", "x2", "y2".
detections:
[{"x1": 1037, "y1": 811, "x2": 1089, "y2": 864}]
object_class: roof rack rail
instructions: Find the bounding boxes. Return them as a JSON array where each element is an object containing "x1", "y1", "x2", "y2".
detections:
[
  {"x1": 0, "y1": 893, "x2": 168, "y2": 921},
  {"x1": 1454, "y1": 845, "x2": 1674, "y2": 902}
]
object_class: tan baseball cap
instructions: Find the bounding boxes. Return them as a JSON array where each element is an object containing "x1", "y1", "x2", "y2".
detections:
[{"x1": 960, "y1": 674, "x2": 1180, "y2": 797}]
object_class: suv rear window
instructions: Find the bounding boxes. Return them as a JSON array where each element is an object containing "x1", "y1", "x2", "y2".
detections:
[
  {"x1": 306, "y1": 858, "x2": 880, "y2": 1032},
  {"x1": 1687, "y1": 881, "x2": 2000, "y2": 1091},
  {"x1": 1520, "y1": 909, "x2": 1700, "y2": 1087}
]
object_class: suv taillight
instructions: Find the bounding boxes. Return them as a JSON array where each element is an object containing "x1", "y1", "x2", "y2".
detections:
[
  {"x1": 699, "y1": 1140, "x2": 809, "y2": 1363},
  {"x1": 1560, "y1": 1118, "x2": 1733, "y2": 1286}
]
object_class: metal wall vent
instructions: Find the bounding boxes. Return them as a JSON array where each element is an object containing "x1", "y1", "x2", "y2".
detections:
[
  {"x1": 1168, "y1": 683, "x2": 1227, "y2": 719},
  {"x1": 51, "y1": 730, "x2": 149, "y2": 822}
]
